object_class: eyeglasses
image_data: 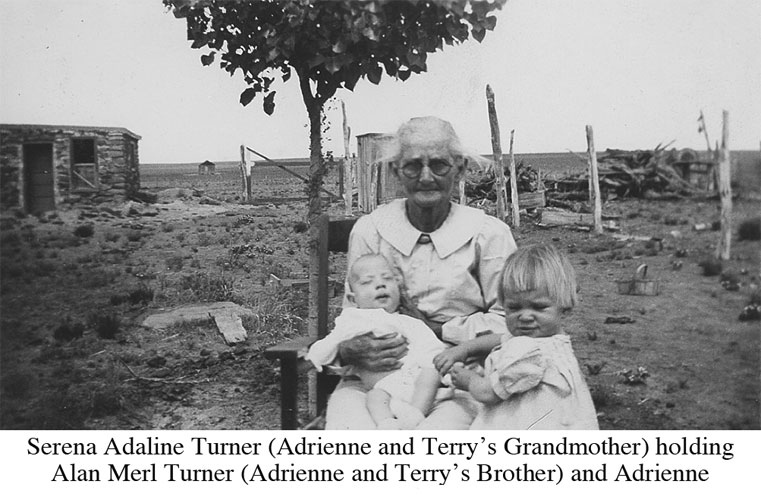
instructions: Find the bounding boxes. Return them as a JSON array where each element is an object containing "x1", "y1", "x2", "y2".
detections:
[{"x1": 399, "y1": 159, "x2": 453, "y2": 179}]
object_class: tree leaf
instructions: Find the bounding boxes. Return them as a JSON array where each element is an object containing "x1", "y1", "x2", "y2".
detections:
[
  {"x1": 343, "y1": 66, "x2": 362, "y2": 91},
  {"x1": 240, "y1": 87, "x2": 257, "y2": 107},
  {"x1": 263, "y1": 92, "x2": 276, "y2": 115},
  {"x1": 366, "y1": 64, "x2": 382, "y2": 85},
  {"x1": 472, "y1": 27, "x2": 486, "y2": 43},
  {"x1": 200, "y1": 52, "x2": 215, "y2": 66}
]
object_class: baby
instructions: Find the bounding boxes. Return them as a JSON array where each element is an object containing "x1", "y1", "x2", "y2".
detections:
[
  {"x1": 307, "y1": 254, "x2": 446, "y2": 429},
  {"x1": 434, "y1": 244, "x2": 599, "y2": 430}
]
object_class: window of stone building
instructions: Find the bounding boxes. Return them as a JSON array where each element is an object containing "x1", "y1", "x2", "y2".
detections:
[{"x1": 71, "y1": 138, "x2": 97, "y2": 191}]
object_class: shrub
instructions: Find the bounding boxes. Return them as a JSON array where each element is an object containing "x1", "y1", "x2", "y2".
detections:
[
  {"x1": 35, "y1": 259, "x2": 59, "y2": 277},
  {"x1": 53, "y1": 318, "x2": 85, "y2": 341},
  {"x1": 179, "y1": 272, "x2": 236, "y2": 302},
  {"x1": 196, "y1": 233, "x2": 212, "y2": 247},
  {"x1": 110, "y1": 294, "x2": 126, "y2": 306},
  {"x1": 738, "y1": 217, "x2": 761, "y2": 241},
  {"x1": 243, "y1": 290, "x2": 303, "y2": 340},
  {"x1": 698, "y1": 258, "x2": 722, "y2": 277},
  {"x1": 1, "y1": 371, "x2": 31, "y2": 399},
  {"x1": 165, "y1": 255, "x2": 184, "y2": 271},
  {"x1": 128, "y1": 285, "x2": 154, "y2": 304},
  {"x1": 73, "y1": 225, "x2": 94, "y2": 238},
  {"x1": 126, "y1": 230, "x2": 144, "y2": 242},
  {"x1": 90, "y1": 388, "x2": 124, "y2": 417},
  {"x1": 90, "y1": 312, "x2": 120, "y2": 339},
  {"x1": 104, "y1": 231, "x2": 121, "y2": 243}
]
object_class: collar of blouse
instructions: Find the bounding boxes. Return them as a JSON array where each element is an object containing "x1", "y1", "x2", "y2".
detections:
[{"x1": 370, "y1": 199, "x2": 486, "y2": 258}]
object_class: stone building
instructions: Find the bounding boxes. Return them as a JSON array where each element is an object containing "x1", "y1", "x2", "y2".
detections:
[
  {"x1": 198, "y1": 160, "x2": 215, "y2": 175},
  {"x1": 0, "y1": 124, "x2": 141, "y2": 214}
]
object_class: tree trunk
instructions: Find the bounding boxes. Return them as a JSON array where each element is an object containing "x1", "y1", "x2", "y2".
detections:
[{"x1": 299, "y1": 75, "x2": 327, "y2": 340}]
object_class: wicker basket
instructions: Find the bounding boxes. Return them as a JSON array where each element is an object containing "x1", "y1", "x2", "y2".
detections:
[{"x1": 616, "y1": 264, "x2": 660, "y2": 296}]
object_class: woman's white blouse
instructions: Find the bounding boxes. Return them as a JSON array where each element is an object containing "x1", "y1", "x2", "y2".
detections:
[{"x1": 344, "y1": 199, "x2": 517, "y2": 345}]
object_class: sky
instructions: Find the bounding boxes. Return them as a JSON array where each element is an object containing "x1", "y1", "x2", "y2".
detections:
[{"x1": 1, "y1": 0, "x2": 759, "y2": 164}]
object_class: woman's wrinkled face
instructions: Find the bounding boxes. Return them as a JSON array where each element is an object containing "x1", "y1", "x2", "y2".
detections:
[{"x1": 395, "y1": 140, "x2": 464, "y2": 209}]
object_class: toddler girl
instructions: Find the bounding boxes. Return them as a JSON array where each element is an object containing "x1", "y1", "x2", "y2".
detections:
[{"x1": 436, "y1": 244, "x2": 598, "y2": 430}]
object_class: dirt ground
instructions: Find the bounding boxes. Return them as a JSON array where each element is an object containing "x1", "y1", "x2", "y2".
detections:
[{"x1": 0, "y1": 164, "x2": 759, "y2": 430}]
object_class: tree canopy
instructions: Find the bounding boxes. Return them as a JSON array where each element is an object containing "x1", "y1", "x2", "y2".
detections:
[{"x1": 164, "y1": 0, "x2": 507, "y2": 116}]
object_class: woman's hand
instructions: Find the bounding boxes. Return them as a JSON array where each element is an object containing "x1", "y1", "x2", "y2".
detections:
[
  {"x1": 337, "y1": 332, "x2": 408, "y2": 372},
  {"x1": 433, "y1": 345, "x2": 469, "y2": 376}
]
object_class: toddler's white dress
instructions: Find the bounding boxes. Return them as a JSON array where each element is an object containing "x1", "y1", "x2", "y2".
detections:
[{"x1": 471, "y1": 334, "x2": 599, "y2": 430}]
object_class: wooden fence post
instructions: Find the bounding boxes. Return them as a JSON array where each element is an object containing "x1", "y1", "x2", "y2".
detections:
[
  {"x1": 716, "y1": 110, "x2": 732, "y2": 260},
  {"x1": 239, "y1": 145, "x2": 253, "y2": 203},
  {"x1": 586, "y1": 125, "x2": 603, "y2": 234},
  {"x1": 508, "y1": 130, "x2": 520, "y2": 228},
  {"x1": 342, "y1": 101, "x2": 353, "y2": 215},
  {"x1": 486, "y1": 85, "x2": 508, "y2": 221},
  {"x1": 239, "y1": 145, "x2": 247, "y2": 199}
]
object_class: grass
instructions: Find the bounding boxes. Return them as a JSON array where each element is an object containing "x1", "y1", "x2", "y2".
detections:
[
  {"x1": 73, "y1": 224, "x2": 94, "y2": 238},
  {"x1": 158, "y1": 271, "x2": 239, "y2": 303}
]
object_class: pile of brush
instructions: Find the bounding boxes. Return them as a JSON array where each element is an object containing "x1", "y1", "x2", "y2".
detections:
[
  {"x1": 547, "y1": 145, "x2": 707, "y2": 200},
  {"x1": 464, "y1": 160, "x2": 542, "y2": 201}
]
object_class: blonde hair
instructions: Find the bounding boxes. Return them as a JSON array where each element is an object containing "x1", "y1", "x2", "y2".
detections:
[{"x1": 499, "y1": 244, "x2": 578, "y2": 310}]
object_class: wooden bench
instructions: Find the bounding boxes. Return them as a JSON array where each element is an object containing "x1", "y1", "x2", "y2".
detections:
[{"x1": 264, "y1": 213, "x2": 358, "y2": 429}]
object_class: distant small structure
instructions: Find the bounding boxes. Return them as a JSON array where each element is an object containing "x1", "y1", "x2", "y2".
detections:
[
  {"x1": 0, "y1": 124, "x2": 141, "y2": 214},
  {"x1": 198, "y1": 160, "x2": 216, "y2": 175}
]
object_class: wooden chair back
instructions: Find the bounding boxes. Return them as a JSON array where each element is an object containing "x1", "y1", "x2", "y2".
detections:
[{"x1": 265, "y1": 213, "x2": 358, "y2": 429}]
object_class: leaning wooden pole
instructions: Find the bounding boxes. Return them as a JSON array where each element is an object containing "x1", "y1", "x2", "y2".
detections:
[
  {"x1": 586, "y1": 125, "x2": 603, "y2": 234},
  {"x1": 341, "y1": 101, "x2": 353, "y2": 215},
  {"x1": 486, "y1": 85, "x2": 508, "y2": 221},
  {"x1": 508, "y1": 130, "x2": 520, "y2": 228},
  {"x1": 716, "y1": 110, "x2": 732, "y2": 260},
  {"x1": 699, "y1": 110, "x2": 713, "y2": 157},
  {"x1": 239, "y1": 145, "x2": 247, "y2": 199}
]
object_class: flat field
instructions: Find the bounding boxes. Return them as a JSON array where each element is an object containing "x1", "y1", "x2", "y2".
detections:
[{"x1": 0, "y1": 152, "x2": 759, "y2": 429}]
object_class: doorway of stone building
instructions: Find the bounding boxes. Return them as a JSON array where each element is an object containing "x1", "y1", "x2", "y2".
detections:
[{"x1": 23, "y1": 143, "x2": 55, "y2": 214}]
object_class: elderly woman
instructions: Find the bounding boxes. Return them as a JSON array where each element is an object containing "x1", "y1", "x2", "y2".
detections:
[{"x1": 326, "y1": 116, "x2": 518, "y2": 429}]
